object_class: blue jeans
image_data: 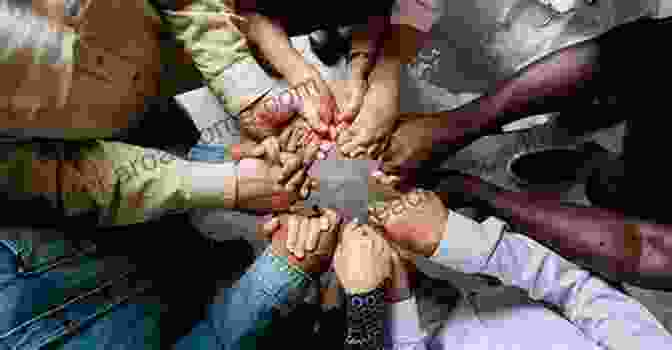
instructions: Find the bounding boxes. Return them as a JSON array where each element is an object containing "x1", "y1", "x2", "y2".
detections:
[
  {"x1": 189, "y1": 143, "x2": 232, "y2": 163},
  {"x1": 0, "y1": 238, "x2": 309, "y2": 350}
]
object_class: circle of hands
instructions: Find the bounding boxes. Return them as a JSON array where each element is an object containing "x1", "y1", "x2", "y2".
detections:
[
  {"x1": 234, "y1": 67, "x2": 453, "y2": 299},
  {"x1": 257, "y1": 188, "x2": 449, "y2": 301}
]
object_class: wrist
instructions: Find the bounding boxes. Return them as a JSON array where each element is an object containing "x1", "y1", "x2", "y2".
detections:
[
  {"x1": 349, "y1": 51, "x2": 373, "y2": 79},
  {"x1": 431, "y1": 218, "x2": 451, "y2": 257},
  {"x1": 285, "y1": 61, "x2": 320, "y2": 87}
]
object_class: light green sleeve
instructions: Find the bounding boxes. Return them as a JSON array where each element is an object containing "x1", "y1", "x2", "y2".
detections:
[
  {"x1": 0, "y1": 140, "x2": 237, "y2": 226},
  {"x1": 156, "y1": 0, "x2": 277, "y2": 116}
]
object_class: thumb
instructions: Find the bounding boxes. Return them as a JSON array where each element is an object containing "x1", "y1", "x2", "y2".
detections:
[
  {"x1": 257, "y1": 216, "x2": 281, "y2": 240},
  {"x1": 336, "y1": 108, "x2": 356, "y2": 124},
  {"x1": 232, "y1": 143, "x2": 266, "y2": 160}
]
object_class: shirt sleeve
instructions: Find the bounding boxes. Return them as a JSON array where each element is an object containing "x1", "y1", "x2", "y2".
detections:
[
  {"x1": 431, "y1": 211, "x2": 672, "y2": 350},
  {"x1": 0, "y1": 140, "x2": 238, "y2": 226},
  {"x1": 156, "y1": 0, "x2": 279, "y2": 117},
  {"x1": 174, "y1": 247, "x2": 311, "y2": 349},
  {"x1": 384, "y1": 297, "x2": 428, "y2": 350},
  {"x1": 390, "y1": 0, "x2": 444, "y2": 33}
]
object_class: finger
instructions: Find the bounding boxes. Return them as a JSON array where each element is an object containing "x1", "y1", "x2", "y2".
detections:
[
  {"x1": 287, "y1": 126, "x2": 303, "y2": 153},
  {"x1": 329, "y1": 125, "x2": 339, "y2": 141},
  {"x1": 306, "y1": 217, "x2": 321, "y2": 251},
  {"x1": 263, "y1": 137, "x2": 281, "y2": 165},
  {"x1": 341, "y1": 218, "x2": 361, "y2": 240},
  {"x1": 349, "y1": 146, "x2": 368, "y2": 159},
  {"x1": 286, "y1": 215, "x2": 299, "y2": 253},
  {"x1": 279, "y1": 126, "x2": 294, "y2": 150},
  {"x1": 367, "y1": 143, "x2": 381, "y2": 158},
  {"x1": 336, "y1": 128, "x2": 353, "y2": 147},
  {"x1": 362, "y1": 225, "x2": 380, "y2": 249},
  {"x1": 368, "y1": 212, "x2": 383, "y2": 227},
  {"x1": 294, "y1": 217, "x2": 311, "y2": 258},
  {"x1": 322, "y1": 207, "x2": 340, "y2": 230},
  {"x1": 285, "y1": 167, "x2": 307, "y2": 192},
  {"x1": 279, "y1": 152, "x2": 302, "y2": 183},
  {"x1": 304, "y1": 133, "x2": 320, "y2": 152},
  {"x1": 259, "y1": 216, "x2": 280, "y2": 239},
  {"x1": 320, "y1": 214, "x2": 330, "y2": 231},
  {"x1": 339, "y1": 138, "x2": 359, "y2": 156},
  {"x1": 232, "y1": 142, "x2": 265, "y2": 160},
  {"x1": 303, "y1": 142, "x2": 320, "y2": 166},
  {"x1": 336, "y1": 109, "x2": 356, "y2": 124},
  {"x1": 299, "y1": 176, "x2": 312, "y2": 199}
]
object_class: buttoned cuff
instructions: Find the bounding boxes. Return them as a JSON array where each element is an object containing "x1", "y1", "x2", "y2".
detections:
[
  {"x1": 210, "y1": 56, "x2": 277, "y2": 116},
  {"x1": 431, "y1": 210, "x2": 506, "y2": 274},
  {"x1": 385, "y1": 297, "x2": 425, "y2": 345},
  {"x1": 177, "y1": 159, "x2": 237, "y2": 209}
]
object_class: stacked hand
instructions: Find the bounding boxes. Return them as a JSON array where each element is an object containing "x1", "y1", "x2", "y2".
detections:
[
  {"x1": 336, "y1": 80, "x2": 399, "y2": 160},
  {"x1": 259, "y1": 208, "x2": 342, "y2": 275},
  {"x1": 369, "y1": 188, "x2": 449, "y2": 258},
  {"x1": 334, "y1": 219, "x2": 394, "y2": 294},
  {"x1": 240, "y1": 74, "x2": 338, "y2": 142},
  {"x1": 232, "y1": 136, "x2": 320, "y2": 212}
]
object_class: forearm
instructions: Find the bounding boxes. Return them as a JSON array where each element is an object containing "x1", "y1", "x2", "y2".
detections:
[
  {"x1": 432, "y1": 39, "x2": 603, "y2": 144},
  {"x1": 175, "y1": 248, "x2": 311, "y2": 349},
  {"x1": 240, "y1": 13, "x2": 315, "y2": 86},
  {"x1": 367, "y1": 24, "x2": 425, "y2": 87},
  {"x1": 433, "y1": 211, "x2": 672, "y2": 349},
  {"x1": 349, "y1": 16, "x2": 389, "y2": 80},
  {"x1": 1, "y1": 141, "x2": 238, "y2": 227},
  {"x1": 478, "y1": 186, "x2": 672, "y2": 289}
]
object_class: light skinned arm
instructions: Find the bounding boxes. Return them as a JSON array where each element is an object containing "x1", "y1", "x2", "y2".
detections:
[{"x1": 430, "y1": 210, "x2": 672, "y2": 350}]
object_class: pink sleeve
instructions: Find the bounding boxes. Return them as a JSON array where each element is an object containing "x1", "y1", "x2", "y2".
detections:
[{"x1": 391, "y1": 0, "x2": 442, "y2": 32}]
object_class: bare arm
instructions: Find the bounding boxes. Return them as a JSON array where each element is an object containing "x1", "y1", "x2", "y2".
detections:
[
  {"x1": 429, "y1": 39, "x2": 605, "y2": 146},
  {"x1": 437, "y1": 174, "x2": 672, "y2": 291}
]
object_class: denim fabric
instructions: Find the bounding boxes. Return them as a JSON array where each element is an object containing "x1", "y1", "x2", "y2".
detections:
[
  {"x1": 174, "y1": 247, "x2": 310, "y2": 349},
  {"x1": 189, "y1": 143, "x2": 232, "y2": 162},
  {"x1": 0, "y1": 239, "x2": 307, "y2": 349}
]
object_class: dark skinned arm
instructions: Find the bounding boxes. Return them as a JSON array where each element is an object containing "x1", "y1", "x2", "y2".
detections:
[
  {"x1": 427, "y1": 38, "x2": 606, "y2": 149},
  {"x1": 436, "y1": 174, "x2": 672, "y2": 291}
]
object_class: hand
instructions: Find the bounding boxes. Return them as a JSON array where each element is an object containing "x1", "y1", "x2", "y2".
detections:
[
  {"x1": 236, "y1": 157, "x2": 313, "y2": 212},
  {"x1": 379, "y1": 113, "x2": 442, "y2": 176},
  {"x1": 335, "y1": 78, "x2": 368, "y2": 128},
  {"x1": 239, "y1": 89, "x2": 299, "y2": 142},
  {"x1": 259, "y1": 208, "x2": 342, "y2": 274},
  {"x1": 293, "y1": 73, "x2": 338, "y2": 136},
  {"x1": 385, "y1": 246, "x2": 417, "y2": 303},
  {"x1": 380, "y1": 112, "x2": 488, "y2": 180},
  {"x1": 284, "y1": 207, "x2": 341, "y2": 259},
  {"x1": 336, "y1": 81, "x2": 399, "y2": 159},
  {"x1": 278, "y1": 118, "x2": 327, "y2": 162},
  {"x1": 334, "y1": 220, "x2": 393, "y2": 294},
  {"x1": 369, "y1": 188, "x2": 448, "y2": 257}
]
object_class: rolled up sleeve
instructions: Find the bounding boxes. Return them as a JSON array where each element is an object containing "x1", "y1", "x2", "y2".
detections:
[
  {"x1": 431, "y1": 211, "x2": 672, "y2": 349},
  {"x1": 0, "y1": 140, "x2": 238, "y2": 227}
]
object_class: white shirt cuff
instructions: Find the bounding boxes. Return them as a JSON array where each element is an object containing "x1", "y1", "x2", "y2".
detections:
[
  {"x1": 431, "y1": 211, "x2": 506, "y2": 274},
  {"x1": 385, "y1": 297, "x2": 425, "y2": 345},
  {"x1": 177, "y1": 160, "x2": 237, "y2": 209}
]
